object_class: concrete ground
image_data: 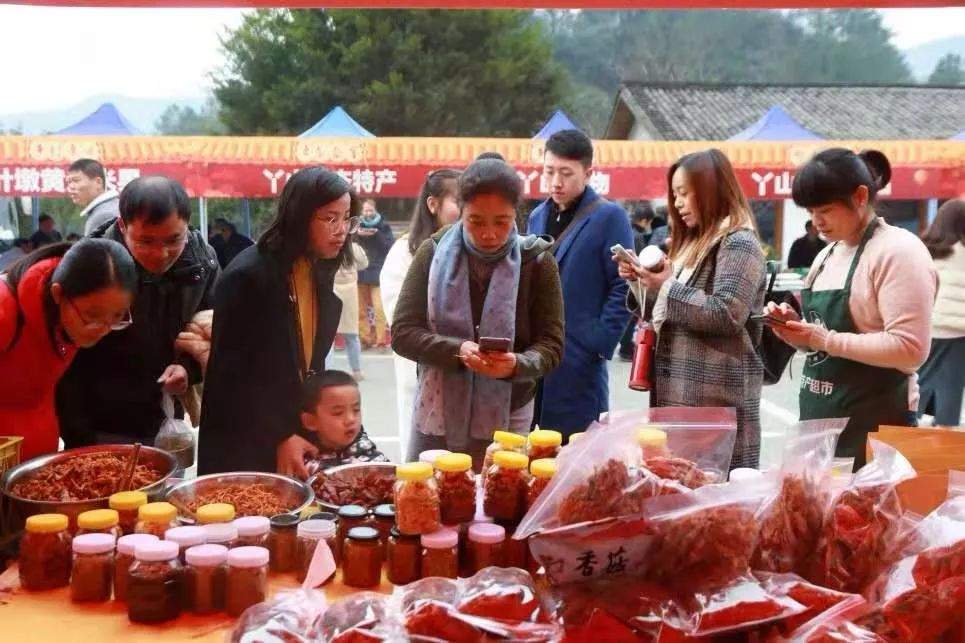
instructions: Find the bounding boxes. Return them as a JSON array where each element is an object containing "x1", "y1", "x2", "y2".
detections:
[{"x1": 327, "y1": 349, "x2": 829, "y2": 469}]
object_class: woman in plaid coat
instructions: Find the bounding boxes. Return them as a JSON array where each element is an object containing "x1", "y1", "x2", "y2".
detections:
[{"x1": 618, "y1": 149, "x2": 766, "y2": 469}]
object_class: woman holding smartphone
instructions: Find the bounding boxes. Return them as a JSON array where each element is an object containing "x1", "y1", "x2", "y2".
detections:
[
  {"x1": 615, "y1": 149, "x2": 766, "y2": 469},
  {"x1": 766, "y1": 149, "x2": 936, "y2": 468},
  {"x1": 392, "y1": 158, "x2": 564, "y2": 469}
]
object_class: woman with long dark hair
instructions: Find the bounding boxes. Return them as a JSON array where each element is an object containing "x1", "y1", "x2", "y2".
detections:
[
  {"x1": 917, "y1": 199, "x2": 965, "y2": 426},
  {"x1": 0, "y1": 239, "x2": 136, "y2": 459},
  {"x1": 199, "y1": 167, "x2": 358, "y2": 476},
  {"x1": 767, "y1": 149, "x2": 937, "y2": 468},
  {"x1": 615, "y1": 149, "x2": 766, "y2": 469},
  {"x1": 380, "y1": 169, "x2": 461, "y2": 452}
]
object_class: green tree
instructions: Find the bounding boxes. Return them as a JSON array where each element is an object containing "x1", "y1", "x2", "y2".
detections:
[
  {"x1": 215, "y1": 9, "x2": 566, "y2": 137},
  {"x1": 791, "y1": 10, "x2": 911, "y2": 84},
  {"x1": 155, "y1": 98, "x2": 226, "y2": 135},
  {"x1": 928, "y1": 53, "x2": 964, "y2": 85}
]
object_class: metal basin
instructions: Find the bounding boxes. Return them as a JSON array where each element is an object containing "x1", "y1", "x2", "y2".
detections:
[
  {"x1": 1, "y1": 444, "x2": 178, "y2": 527},
  {"x1": 165, "y1": 472, "x2": 315, "y2": 523},
  {"x1": 308, "y1": 462, "x2": 396, "y2": 511}
]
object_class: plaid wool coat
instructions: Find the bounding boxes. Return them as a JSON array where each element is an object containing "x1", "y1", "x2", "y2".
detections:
[{"x1": 633, "y1": 229, "x2": 767, "y2": 469}]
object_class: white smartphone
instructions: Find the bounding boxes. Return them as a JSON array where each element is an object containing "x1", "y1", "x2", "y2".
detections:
[{"x1": 610, "y1": 243, "x2": 640, "y2": 267}]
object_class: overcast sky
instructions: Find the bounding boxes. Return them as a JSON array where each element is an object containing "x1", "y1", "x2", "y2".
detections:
[{"x1": 0, "y1": 6, "x2": 961, "y2": 114}]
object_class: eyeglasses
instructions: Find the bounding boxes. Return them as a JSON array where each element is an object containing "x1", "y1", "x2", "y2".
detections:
[
  {"x1": 128, "y1": 233, "x2": 188, "y2": 252},
  {"x1": 66, "y1": 298, "x2": 133, "y2": 332},
  {"x1": 314, "y1": 214, "x2": 361, "y2": 234}
]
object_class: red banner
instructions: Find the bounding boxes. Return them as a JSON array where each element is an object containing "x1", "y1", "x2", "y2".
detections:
[{"x1": 0, "y1": 161, "x2": 959, "y2": 201}]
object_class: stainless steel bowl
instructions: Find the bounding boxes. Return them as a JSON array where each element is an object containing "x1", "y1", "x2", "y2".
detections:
[
  {"x1": 165, "y1": 472, "x2": 315, "y2": 523},
  {"x1": 308, "y1": 462, "x2": 396, "y2": 511},
  {"x1": 1, "y1": 444, "x2": 178, "y2": 526}
]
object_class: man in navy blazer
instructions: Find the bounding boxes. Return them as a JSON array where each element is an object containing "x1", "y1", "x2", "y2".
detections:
[{"x1": 528, "y1": 129, "x2": 634, "y2": 437}]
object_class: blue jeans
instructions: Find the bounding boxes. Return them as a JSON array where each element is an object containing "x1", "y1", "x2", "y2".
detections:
[{"x1": 327, "y1": 333, "x2": 362, "y2": 373}]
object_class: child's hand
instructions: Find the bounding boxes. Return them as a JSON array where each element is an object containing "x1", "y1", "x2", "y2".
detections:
[{"x1": 277, "y1": 434, "x2": 319, "y2": 480}]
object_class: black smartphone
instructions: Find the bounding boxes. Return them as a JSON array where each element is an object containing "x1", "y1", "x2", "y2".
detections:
[
  {"x1": 478, "y1": 336, "x2": 512, "y2": 352},
  {"x1": 750, "y1": 313, "x2": 787, "y2": 327}
]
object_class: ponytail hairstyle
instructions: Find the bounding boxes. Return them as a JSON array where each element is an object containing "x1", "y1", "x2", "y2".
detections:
[
  {"x1": 921, "y1": 199, "x2": 965, "y2": 260},
  {"x1": 792, "y1": 148, "x2": 892, "y2": 211},
  {"x1": 4, "y1": 239, "x2": 137, "y2": 351},
  {"x1": 408, "y1": 169, "x2": 461, "y2": 255}
]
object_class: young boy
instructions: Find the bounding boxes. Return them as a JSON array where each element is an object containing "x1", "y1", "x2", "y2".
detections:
[{"x1": 300, "y1": 370, "x2": 388, "y2": 476}]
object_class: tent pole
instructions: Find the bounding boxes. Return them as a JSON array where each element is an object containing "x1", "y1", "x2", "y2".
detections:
[
  {"x1": 31, "y1": 197, "x2": 40, "y2": 232},
  {"x1": 241, "y1": 198, "x2": 252, "y2": 237},
  {"x1": 199, "y1": 197, "x2": 208, "y2": 237}
]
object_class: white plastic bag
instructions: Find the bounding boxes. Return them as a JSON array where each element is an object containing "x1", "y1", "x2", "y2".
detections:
[{"x1": 154, "y1": 393, "x2": 195, "y2": 471}]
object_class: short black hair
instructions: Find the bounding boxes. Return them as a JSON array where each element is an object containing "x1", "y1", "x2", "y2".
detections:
[
  {"x1": 38, "y1": 214, "x2": 54, "y2": 224},
  {"x1": 12, "y1": 238, "x2": 29, "y2": 248},
  {"x1": 632, "y1": 203, "x2": 656, "y2": 222},
  {"x1": 119, "y1": 175, "x2": 191, "y2": 225},
  {"x1": 68, "y1": 158, "x2": 107, "y2": 184},
  {"x1": 475, "y1": 151, "x2": 505, "y2": 162},
  {"x1": 458, "y1": 159, "x2": 523, "y2": 209},
  {"x1": 545, "y1": 129, "x2": 593, "y2": 168},
  {"x1": 792, "y1": 148, "x2": 892, "y2": 210},
  {"x1": 300, "y1": 370, "x2": 359, "y2": 412},
  {"x1": 805, "y1": 221, "x2": 815, "y2": 231}
]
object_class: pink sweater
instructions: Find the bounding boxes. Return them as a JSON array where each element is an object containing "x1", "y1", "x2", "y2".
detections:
[{"x1": 805, "y1": 219, "x2": 938, "y2": 408}]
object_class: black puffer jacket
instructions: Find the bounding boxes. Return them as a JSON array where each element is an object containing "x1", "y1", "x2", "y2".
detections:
[{"x1": 56, "y1": 221, "x2": 220, "y2": 444}]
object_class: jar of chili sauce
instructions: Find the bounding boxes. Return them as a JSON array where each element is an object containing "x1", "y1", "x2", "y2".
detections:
[{"x1": 19, "y1": 513, "x2": 72, "y2": 591}]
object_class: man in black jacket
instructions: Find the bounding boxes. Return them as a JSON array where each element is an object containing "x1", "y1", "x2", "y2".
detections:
[{"x1": 56, "y1": 176, "x2": 220, "y2": 446}]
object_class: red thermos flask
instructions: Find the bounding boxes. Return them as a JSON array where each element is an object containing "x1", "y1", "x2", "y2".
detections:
[{"x1": 628, "y1": 322, "x2": 656, "y2": 391}]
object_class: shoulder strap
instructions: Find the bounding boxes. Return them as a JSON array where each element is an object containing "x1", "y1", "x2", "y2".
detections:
[{"x1": 547, "y1": 196, "x2": 607, "y2": 255}]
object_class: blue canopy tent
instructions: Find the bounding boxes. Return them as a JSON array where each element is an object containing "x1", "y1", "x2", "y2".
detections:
[
  {"x1": 299, "y1": 106, "x2": 375, "y2": 138},
  {"x1": 55, "y1": 102, "x2": 141, "y2": 136},
  {"x1": 728, "y1": 105, "x2": 823, "y2": 141},
  {"x1": 534, "y1": 109, "x2": 580, "y2": 139}
]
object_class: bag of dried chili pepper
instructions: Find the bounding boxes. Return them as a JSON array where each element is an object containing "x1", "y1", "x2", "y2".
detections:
[
  {"x1": 228, "y1": 588, "x2": 329, "y2": 643},
  {"x1": 642, "y1": 476, "x2": 774, "y2": 593},
  {"x1": 782, "y1": 595, "x2": 882, "y2": 642},
  {"x1": 754, "y1": 572, "x2": 859, "y2": 635},
  {"x1": 752, "y1": 421, "x2": 847, "y2": 577},
  {"x1": 516, "y1": 409, "x2": 737, "y2": 540},
  {"x1": 811, "y1": 439, "x2": 916, "y2": 594},
  {"x1": 654, "y1": 574, "x2": 808, "y2": 638}
]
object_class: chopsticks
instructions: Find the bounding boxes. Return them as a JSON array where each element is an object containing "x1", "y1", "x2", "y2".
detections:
[{"x1": 117, "y1": 442, "x2": 142, "y2": 493}]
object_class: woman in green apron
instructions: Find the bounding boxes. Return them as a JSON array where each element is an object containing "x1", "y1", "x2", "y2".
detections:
[{"x1": 766, "y1": 148, "x2": 937, "y2": 469}]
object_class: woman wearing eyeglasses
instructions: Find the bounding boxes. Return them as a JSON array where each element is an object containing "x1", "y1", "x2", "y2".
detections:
[
  {"x1": 199, "y1": 167, "x2": 359, "y2": 477},
  {"x1": 0, "y1": 239, "x2": 137, "y2": 460}
]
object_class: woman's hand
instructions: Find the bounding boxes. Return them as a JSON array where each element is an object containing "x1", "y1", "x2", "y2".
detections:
[
  {"x1": 157, "y1": 364, "x2": 189, "y2": 396},
  {"x1": 276, "y1": 434, "x2": 319, "y2": 480},
  {"x1": 616, "y1": 256, "x2": 639, "y2": 282},
  {"x1": 460, "y1": 341, "x2": 517, "y2": 379},
  {"x1": 635, "y1": 259, "x2": 674, "y2": 291},
  {"x1": 763, "y1": 302, "x2": 809, "y2": 347}
]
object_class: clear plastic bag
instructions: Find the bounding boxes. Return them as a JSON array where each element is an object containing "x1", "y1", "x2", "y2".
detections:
[
  {"x1": 782, "y1": 595, "x2": 881, "y2": 642},
  {"x1": 229, "y1": 589, "x2": 328, "y2": 643},
  {"x1": 516, "y1": 409, "x2": 737, "y2": 540},
  {"x1": 752, "y1": 421, "x2": 847, "y2": 576},
  {"x1": 755, "y1": 572, "x2": 859, "y2": 636},
  {"x1": 154, "y1": 392, "x2": 195, "y2": 471},
  {"x1": 655, "y1": 574, "x2": 808, "y2": 638},
  {"x1": 811, "y1": 439, "x2": 916, "y2": 594}
]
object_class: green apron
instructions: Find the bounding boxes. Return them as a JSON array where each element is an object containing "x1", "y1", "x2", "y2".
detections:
[{"x1": 799, "y1": 218, "x2": 911, "y2": 469}]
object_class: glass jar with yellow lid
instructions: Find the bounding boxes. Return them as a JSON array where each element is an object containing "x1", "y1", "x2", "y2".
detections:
[
  {"x1": 135, "y1": 502, "x2": 178, "y2": 538},
  {"x1": 394, "y1": 462, "x2": 441, "y2": 536},
  {"x1": 196, "y1": 503, "x2": 236, "y2": 525},
  {"x1": 110, "y1": 491, "x2": 148, "y2": 535},
  {"x1": 482, "y1": 430, "x2": 526, "y2": 472}
]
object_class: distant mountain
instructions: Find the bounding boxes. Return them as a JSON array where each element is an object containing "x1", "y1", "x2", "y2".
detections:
[
  {"x1": 904, "y1": 36, "x2": 965, "y2": 82},
  {"x1": 0, "y1": 94, "x2": 206, "y2": 135}
]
